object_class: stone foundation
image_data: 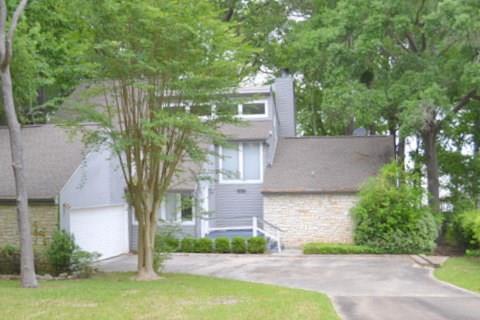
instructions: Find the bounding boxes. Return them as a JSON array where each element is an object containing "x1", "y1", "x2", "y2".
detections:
[
  {"x1": 263, "y1": 193, "x2": 357, "y2": 247},
  {"x1": 0, "y1": 204, "x2": 58, "y2": 248}
]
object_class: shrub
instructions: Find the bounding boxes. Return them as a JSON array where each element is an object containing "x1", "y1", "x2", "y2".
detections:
[
  {"x1": 193, "y1": 238, "x2": 213, "y2": 253},
  {"x1": 352, "y1": 163, "x2": 438, "y2": 254},
  {"x1": 457, "y1": 210, "x2": 480, "y2": 249},
  {"x1": 247, "y1": 237, "x2": 266, "y2": 254},
  {"x1": 303, "y1": 243, "x2": 383, "y2": 254},
  {"x1": 214, "y1": 237, "x2": 231, "y2": 253},
  {"x1": 46, "y1": 230, "x2": 77, "y2": 275},
  {"x1": 231, "y1": 237, "x2": 247, "y2": 254},
  {"x1": 180, "y1": 238, "x2": 195, "y2": 252},
  {"x1": 71, "y1": 250, "x2": 100, "y2": 278},
  {"x1": 0, "y1": 245, "x2": 20, "y2": 274}
]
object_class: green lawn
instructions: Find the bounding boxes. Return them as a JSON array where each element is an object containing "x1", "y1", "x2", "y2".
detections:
[
  {"x1": 0, "y1": 273, "x2": 339, "y2": 320},
  {"x1": 434, "y1": 257, "x2": 480, "y2": 293}
]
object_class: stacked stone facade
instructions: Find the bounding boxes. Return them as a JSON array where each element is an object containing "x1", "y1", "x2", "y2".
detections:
[
  {"x1": 0, "y1": 205, "x2": 58, "y2": 248},
  {"x1": 263, "y1": 193, "x2": 357, "y2": 247}
]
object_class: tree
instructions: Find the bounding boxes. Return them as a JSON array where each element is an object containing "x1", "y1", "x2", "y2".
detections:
[
  {"x1": 272, "y1": 0, "x2": 480, "y2": 212},
  {"x1": 69, "y1": 0, "x2": 251, "y2": 280},
  {"x1": 0, "y1": 0, "x2": 37, "y2": 288},
  {"x1": 0, "y1": 0, "x2": 93, "y2": 125}
]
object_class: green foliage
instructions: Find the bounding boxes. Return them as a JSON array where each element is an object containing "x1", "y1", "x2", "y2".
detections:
[
  {"x1": 231, "y1": 237, "x2": 247, "y2": 254},
  {"x1": 214, "y1": 237, "x2": 231, "y2": 253},
  {"x1": 180, "y1": 238, "x2": 195, "y2": 253},
  {"x1": 457, "y1": 210, "x2": 480, "y2": 249},
  {"x1": 71, "y1": 250, "x2": 100, "y2": 278},
  {"x1": 193, "y1": 238, "x2": 214, "y2": 253},
  {"x1": 155, "y1": 228, "x2": 180, "y2": 253},
  {"x1": 247, "y1": 237, "x2": 266, "y2": 254},
  {"x1": 465, "y1": 249, "x2": 480, "y2": 257},
  {"x1": 46, "y1": 230, "x2": 77, "y2": 275},
  {"x1": 303, "y1": 243, "x2": 383, "y2": 255},
  {"x1": 0, "y1": 245, "x2": 20, "y2": 275},
  {"x1": 352, "y1": 163, "x2": 438, "y2": 253}
]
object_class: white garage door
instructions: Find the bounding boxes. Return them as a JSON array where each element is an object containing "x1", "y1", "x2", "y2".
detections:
[{"x1": 70, "y1": 205, "x2": 129, "y2": 260}]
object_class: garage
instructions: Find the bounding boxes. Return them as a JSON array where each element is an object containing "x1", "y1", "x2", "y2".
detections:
[{"x1": 69, "y1": 205, "x2": 129, "y2": 260}]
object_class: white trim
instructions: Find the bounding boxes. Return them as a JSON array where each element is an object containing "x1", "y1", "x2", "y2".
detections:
[
  {"x1": 69, "y1": 203, "x2": 127, "y2": 211},
  {"x1": 219, "y1": 142, "x2": 263, "y2": 184},
  {"x1": 238, "y1": 99, "x2": 268, "y2": 119}
]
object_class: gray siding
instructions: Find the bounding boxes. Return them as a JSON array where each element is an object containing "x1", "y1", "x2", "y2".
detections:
[
  {"x1": 273, "y1": 76, "x2": 296, "y2": 137},
  {"x1": 212, "y1": 183, "x2": 263, "y2": 227},
  {"x1": 59, "y1": 148, "x2": 126, "y2": 230}
]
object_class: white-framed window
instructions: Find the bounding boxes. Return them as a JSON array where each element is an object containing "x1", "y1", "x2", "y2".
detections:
[
  {"x1": 159, "y1": 193, "x2": 195, "y2": 225},
  {"x1": 239, "y1": 100, "x2": 268, "y2": 118},
  {"x1": 184, "y1": 100, "x2": 268, "y2": 119},
  {"x1": 219, "y1": 142, "x2": 263, "y2": 183},
  {"x1": 131, "y1": 193, "x2": 195, "y2": 226}
]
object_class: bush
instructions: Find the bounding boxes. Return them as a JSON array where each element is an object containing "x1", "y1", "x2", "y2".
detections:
[
  {"x1": 214, "y1": 237, "x2": 231, "y2": 253},
  {"x1": 231, "y1": 237, "x2": 247, "y2": 254},
  {"x1": 352, "y1": 163, "x2": 438, "y2": 254},
  {"x1": 71, "y1": 250, "x2": 100, "y2": 278},
  {"x1": 457, "y1": 210, "x2": 480, "y2": 249},
  {"x1": 180, "y1": 238, "x2": 195, "y2": 252},
  {"x1": 247, "y1": 237, "x2": 266, "y2": 254},
  {"x1": 46, "y1": 230, "x2": 77, "y2": 275},
  {"x1": 0, "y1": 245, "x2": 20, "y2": 274},
  {"x1": 303, "y1": 243, "x2": 383, "y2": 254},
  {"x1": 193, "y1": 238, "x2": 213, "y2": 253}
]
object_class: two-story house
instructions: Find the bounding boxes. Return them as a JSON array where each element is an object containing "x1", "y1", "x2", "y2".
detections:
[{"x1": 0, "y1": 74, "x2": 394, "y2": 258}]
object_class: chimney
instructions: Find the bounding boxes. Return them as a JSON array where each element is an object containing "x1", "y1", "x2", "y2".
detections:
[{"x1": 273, "y1": 70, "x2": 296, "y2": 137}]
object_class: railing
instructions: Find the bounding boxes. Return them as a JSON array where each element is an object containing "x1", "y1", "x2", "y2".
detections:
[{"x1": 200, "y1": 216, "x2": 282, "y2": 253}]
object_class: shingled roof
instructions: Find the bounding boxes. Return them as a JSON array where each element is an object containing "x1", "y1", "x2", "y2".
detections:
[
  {"x1": 219, "y1": 120, "x2": 272, "y2": 141},
  {"x1": 263, "y1": 136, "x2": 394, "y2": 193},
  {"x1": 0, "y1": 125, "x2": 86, "y2": 200}
]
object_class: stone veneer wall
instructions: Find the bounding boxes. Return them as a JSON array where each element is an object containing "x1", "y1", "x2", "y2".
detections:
[
  {"x1": 0, "y1": 204, "x2": 58, "y2": 248},
  {"x1": 263, "y1": 193, "x2": 357, "y2": 247}
]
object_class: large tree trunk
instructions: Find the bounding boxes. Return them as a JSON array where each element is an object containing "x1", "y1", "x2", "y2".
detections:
[
  {"x1": 1, "y1": 66, "x2": 37, "y2": 288},
  {"x1": 135, "y1": 203, "x2": 159, "y2": 281},
  {"x1": 422, "y1": 128, "x2": 441, "y2": 213}
]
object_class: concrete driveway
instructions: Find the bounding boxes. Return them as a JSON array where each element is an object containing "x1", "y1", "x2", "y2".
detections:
[{"x1": 98, "y1": 254, "x2": 480, "y2": 320}]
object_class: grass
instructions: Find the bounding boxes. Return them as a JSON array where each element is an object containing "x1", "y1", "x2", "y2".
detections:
[
  {"x1": 303, "y1": 243, "x2": 382, "y2": 254},
  {"x1": 0, "y1": 272, "x2": 339, "y2": 320},
  {"x1": 434, "y1": 257, "x2": 480, "y2": 293}
]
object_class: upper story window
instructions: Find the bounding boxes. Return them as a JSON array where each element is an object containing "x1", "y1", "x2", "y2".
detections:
[
  {"x1": 219, "y1": 142, "x2": 263, "y2": 183},
  {"x1": 166, "y1": 100, "x2": 268, "y2": 119},
  {"x1": 241, "y1": 102, "x2": 267, "y2": 117}
]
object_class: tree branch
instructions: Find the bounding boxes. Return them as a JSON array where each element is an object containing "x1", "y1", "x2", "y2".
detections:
[
  {"x1": 453, "y1": 89, "x2": 477, "y2": 114},
  {"x1": 0, "y1": 0, "x2": 7, "y2": 64},
  {"x1": 2, "y1": 0, "x2": 28, "y2": 68},
  {"x1": 405, "y1": 32, "x2": 418, "y2": 53}
]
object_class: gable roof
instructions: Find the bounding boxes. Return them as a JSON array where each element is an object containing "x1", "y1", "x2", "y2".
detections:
[
  {"x1": 263, "y1": 136, "x2": 394, "y2": 193},
  {"x1": 0, "y1": 125, "x2": 87, "y2": 200}
]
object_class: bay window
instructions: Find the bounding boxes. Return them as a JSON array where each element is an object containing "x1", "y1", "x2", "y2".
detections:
[{"x1": 220, "y1": 142, "x2": 263, "y2": 183}]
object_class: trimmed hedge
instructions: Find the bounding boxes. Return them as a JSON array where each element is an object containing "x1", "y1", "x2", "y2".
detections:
[
  {"x1": 169, "y1": 236, "x2": 267, "y2": 254},
  {"x1": 214, "y1": 237, "x2": 231, "y2": 253},
  {"x1": 303, "y1": 243, "x2": 383, "y2": 254},
  {"x1": 247, "y1": 237, "x2": 266, "y2": 254},
  {"x1": 231, "y1": 237, "x2": 247, "y2": 254},
  {"x1": 180, "y1": 238, "x2": 195, "y2": 252},
  {"x1": 194, "y1": 238, "x2": 213, "y2": 253}
]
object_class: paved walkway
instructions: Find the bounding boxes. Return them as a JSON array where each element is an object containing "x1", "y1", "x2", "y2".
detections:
[{"x1": 98, "y1": 254, "x2": 480, "y2": 320}]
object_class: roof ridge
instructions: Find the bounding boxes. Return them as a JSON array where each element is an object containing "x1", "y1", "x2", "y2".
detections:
[{"x1": 284, "y1": 135, "x2": 393, "y2": 139}]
